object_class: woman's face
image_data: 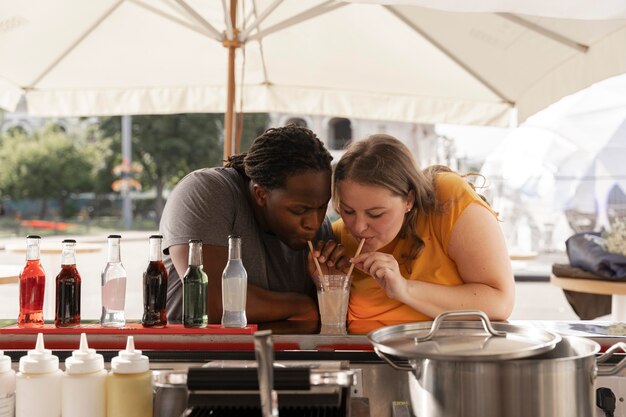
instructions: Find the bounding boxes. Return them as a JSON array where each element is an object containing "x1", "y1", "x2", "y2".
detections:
[
  {"x1": 259, "y1": 170, "x2": 331, "y2": 250},
  {"x1": 337, "y1": 179, "x2": 412, "y2": 252}
]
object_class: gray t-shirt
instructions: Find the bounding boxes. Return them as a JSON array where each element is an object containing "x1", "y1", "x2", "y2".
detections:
[{"x1": 160, "y1": 167, "x2": 332, "y2": 323}]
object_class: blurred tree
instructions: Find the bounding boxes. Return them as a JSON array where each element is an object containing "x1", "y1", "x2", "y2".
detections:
[
  {"x1": 98, "y1": 113, "x2": 269, "y2": 222},
  {"x1": 0, "y1": 125, "x2": 99, "y2": 219},
  {"x1": 238, "y1": 113, "x2": 271, "y2": 152}
]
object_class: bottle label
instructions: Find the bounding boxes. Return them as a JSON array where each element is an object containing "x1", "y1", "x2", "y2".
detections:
[{"x1": 0, "y1": 392, "x2": 15, "y2": 417}]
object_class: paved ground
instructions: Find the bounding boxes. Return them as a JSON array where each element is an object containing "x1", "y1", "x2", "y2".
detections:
[{"x1": 0, "y1": 232, "x2": 580, "y2": 322}]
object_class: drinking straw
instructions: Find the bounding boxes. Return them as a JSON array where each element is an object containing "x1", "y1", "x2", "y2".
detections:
[
  {"x1": 307, "y1": 240, "x2": 325, "y2": 279},
  {"x1": 347, "y1": 238, "x2": 366, "y2": 277}
]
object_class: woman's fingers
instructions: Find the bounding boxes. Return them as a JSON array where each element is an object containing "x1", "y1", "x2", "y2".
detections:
[{"x1": 352, "y1": 253, "x2": 399, "y2": 279}]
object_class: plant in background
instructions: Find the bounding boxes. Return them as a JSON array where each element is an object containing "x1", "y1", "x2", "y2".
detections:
[
  {"x1": 605, "y1": 218, "x2": 626, "y2": 257},
  {"x1": 0, "y1": 125, "x2": 98, "y2": 219}
]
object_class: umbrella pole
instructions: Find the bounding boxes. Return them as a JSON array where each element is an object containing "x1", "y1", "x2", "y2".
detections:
[
  {"x1": 224, "y1": 46, "x2": 236, "y2": 162},
  {"x1": 223, "y1": 0, "x2": 239, "y2": 163}
]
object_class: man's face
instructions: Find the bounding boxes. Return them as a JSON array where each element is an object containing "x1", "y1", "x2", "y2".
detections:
[{"x1": 256, "y1": 170, "x2": 331, "y2": 250}]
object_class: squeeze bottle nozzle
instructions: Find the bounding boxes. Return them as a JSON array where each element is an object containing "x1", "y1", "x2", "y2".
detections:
[
  {"x1": 110, "y1": 336, "x2": 149, "y2": 374},
  {"x1": 19, "y1": 333, "x2": 59, "y2": 374},
  {"x1": 65, "y1": 333, "x2": 104, "y2": 374}
]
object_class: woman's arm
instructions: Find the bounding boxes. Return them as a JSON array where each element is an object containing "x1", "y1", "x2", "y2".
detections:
[
  {"x1": 401, "y1": 203, "x2": 515, "y2": 320},
  {"x1": 169, "y1": 243, "x2": 319, "y2": 323}
]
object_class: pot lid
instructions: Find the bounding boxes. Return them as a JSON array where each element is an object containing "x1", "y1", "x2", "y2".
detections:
[{"x1": 368, "y1": 310, "x2": 561, "y2": 361}]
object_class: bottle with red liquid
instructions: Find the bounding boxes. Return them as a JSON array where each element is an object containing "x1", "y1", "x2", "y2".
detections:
[
  {"x1": 18, "y1": 235, "x2": 45, "y2": 327},
  {"x1": 142, "y1": 235, "x2": 168, "y2": 327},
  {"x1": 55, "y1": 239, "x2": 81, "y2": 327}
]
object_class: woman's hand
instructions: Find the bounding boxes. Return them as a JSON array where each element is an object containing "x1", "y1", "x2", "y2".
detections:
[
  {"x1": 351, "y1": 252, "x2": 408, "y2": 300},
  {"x1": 307, "y1": 240, "x2": 351, "y2": 283}
]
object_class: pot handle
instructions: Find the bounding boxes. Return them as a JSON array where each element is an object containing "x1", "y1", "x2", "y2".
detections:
[
  {"x1": 373, "y1": 346, "x2": 413, "y2": 372},
  {"x1": 597, "y1": 342, "x2": 626, "y2": 376},
  {"x1": 415, "y1": 310, "x2": 506, "y2": 343}
]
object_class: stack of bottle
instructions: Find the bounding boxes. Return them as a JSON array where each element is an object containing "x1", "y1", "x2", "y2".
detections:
[
  {"x1": 10, "y1": 333, "x2": 152, "y2": 417},
  {"x1": 16, "y1": 234, "x2": 249, "y2": 328}
]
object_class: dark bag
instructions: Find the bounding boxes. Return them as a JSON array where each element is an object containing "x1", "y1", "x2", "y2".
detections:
[{"x1": 566, "y1": 232, "x2": 626, "y2": 280}]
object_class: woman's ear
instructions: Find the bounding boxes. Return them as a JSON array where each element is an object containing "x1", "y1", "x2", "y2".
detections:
[
  {"x1": 252, "y1": 183, "x2": 269, "y2": 206},
  {"x1": 406, "y1": 190, "x2": 415, "y2": 212}
]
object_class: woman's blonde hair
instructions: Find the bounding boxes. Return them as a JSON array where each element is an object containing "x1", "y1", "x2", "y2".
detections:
[{"x1": 333, "y1": 134, "x2": 439, "y2": 264}]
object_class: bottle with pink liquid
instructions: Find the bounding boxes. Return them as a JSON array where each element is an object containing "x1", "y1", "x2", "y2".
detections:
[{"x1": 100, "y1": 235, "x2": 126, "y2": 327}]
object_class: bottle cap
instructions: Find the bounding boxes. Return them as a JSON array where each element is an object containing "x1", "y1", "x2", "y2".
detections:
[
  {"x1": 65, "y1": 333, "x2": 104, "y2": 374},
  {"x1": 0, "y1": 350, "x2": 11, "y2": 373},
  {"x1": 19, "y1": 333, "x2": 59, "y2": 374},
  {"x1": 110, "y1": 336, "x2": 149, "y2": 374}
]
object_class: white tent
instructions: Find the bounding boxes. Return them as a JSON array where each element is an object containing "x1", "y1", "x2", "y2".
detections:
[
  {"x1": 2, "y1": 0, "x2": 626, "y2": 155},
  {"x1": 481, "y1": 73, "x2": 626, "y2": 251}
]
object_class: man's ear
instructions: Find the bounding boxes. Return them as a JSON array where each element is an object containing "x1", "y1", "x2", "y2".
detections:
[{"x1": 252, "y1": 183, "x2": 269, "y2": 206}]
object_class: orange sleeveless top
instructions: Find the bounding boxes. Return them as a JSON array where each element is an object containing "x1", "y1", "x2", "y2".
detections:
[{"x1": 333, "y1": 172, "x2": 496, "y2": 324}]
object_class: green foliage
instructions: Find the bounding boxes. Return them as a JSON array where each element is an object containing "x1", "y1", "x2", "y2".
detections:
[
  {"x1": 98, "y1": 113, "x2": 269, "y2": 191},
  {"x1": 0, "y1": 113, "x2": 270, "y2": 223},
  {"x1": 0, "y1": 125, "x2": 98, "y2": 201},
  {"x1": 239, "y1": 113, "x2": 271, "y2": 152},
  {"x1": 99, "y1": 114, "x2": 224, "y2": 191}
]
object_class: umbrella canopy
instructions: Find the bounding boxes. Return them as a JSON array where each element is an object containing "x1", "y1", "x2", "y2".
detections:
[{"x1": 1, "y1": 1, "x2": 626, "y2": 150}]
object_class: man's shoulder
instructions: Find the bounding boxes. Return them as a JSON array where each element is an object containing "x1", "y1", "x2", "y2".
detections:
[
  {"x1": 184, "y1": 166, "x2": 238, "y2": 183},
  {"x1": 173, "y1": 167, "x2": 243, "y2": 194}
]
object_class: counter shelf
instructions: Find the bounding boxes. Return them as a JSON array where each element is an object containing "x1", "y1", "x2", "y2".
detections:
[
  {"x1": 3, "y1": 319, "x2": 624, "y2": 417},
  {"x1": 2, "y1": 319, "x2": 626, "y2": 352}
]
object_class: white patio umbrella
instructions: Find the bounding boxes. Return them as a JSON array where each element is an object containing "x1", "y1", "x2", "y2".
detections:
[{"x1": 1, "y1": 0, "x2": 626, "y2": 158}]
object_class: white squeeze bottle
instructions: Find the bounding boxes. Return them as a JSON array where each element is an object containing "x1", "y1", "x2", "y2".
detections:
[
  {"x1": 62, "y1": 333, "x2": 106, "y2": 417},
  {"x1": 15, "y1": 333, "x2": 62, "y2": 417},
  {"x1": 0, "y1": 350, "x2": 15, "y2": 417},
  {"x1": 106, "y1": 336, "x2": 152, "y2": 417}
]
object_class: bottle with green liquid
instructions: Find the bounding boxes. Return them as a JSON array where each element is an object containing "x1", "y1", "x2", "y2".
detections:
[{"x1": 183, "y1": 239, "x2": 208, "y2": 328}]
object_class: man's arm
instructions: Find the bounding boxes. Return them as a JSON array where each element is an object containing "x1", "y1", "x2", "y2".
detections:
[{"x1": 169, "y1": 243, "x2": 318, "y2": 323}]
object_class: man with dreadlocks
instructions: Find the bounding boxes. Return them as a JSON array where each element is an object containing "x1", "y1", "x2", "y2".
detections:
[{"x1": 160, "y1": 125, "x2": 349, "y2": 324}]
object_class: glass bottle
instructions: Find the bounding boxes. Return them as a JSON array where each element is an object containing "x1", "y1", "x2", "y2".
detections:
[
  {"x1": 221, "y1": 235, "x2": 247, "y2": 328},
  {"x1": 142, "y1": 235, "x2": 168, "y2": 328},
  {"x1": 100, "y1": 235, "x2": 127, "y2": 327},
  {"x1": 55, "y1": 239, "x2": 81, "y2": 328},
  {"x1": 18, "y1": 235, "x2": 46, "y2": 327},
  {"x1": 182, "y1": 239, "x2": 208, "y2": 328}
]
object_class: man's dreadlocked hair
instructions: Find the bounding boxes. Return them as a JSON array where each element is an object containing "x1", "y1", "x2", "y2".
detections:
[{"x1": 225, "y1": 125, "x2": 332, "y2": 189}]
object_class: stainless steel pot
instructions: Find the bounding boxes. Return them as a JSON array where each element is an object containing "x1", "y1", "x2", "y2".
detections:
[{"x1": 369, "y1": 310, "x2": 626, "y2": 417}]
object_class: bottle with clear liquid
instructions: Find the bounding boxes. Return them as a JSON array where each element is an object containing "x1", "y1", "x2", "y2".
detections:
[
  {"x1": 18, "y1": 235, "x2": 45, "y2": 327},
  {"x1": 55, "y1": 239, "x2": 81, "y2": 327},
  {"x1": 183, "y1": 239, "x2": 208, "y2": 328},
  {"x1": 101, "y1": 235, "x2": 127, "y2": 327},
  {"x1": 142, "y1": 235, "x2": 168, "y2": 328},
  {"x1": 221, "y1": 235, "x2": 247, "y2": 328}
]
